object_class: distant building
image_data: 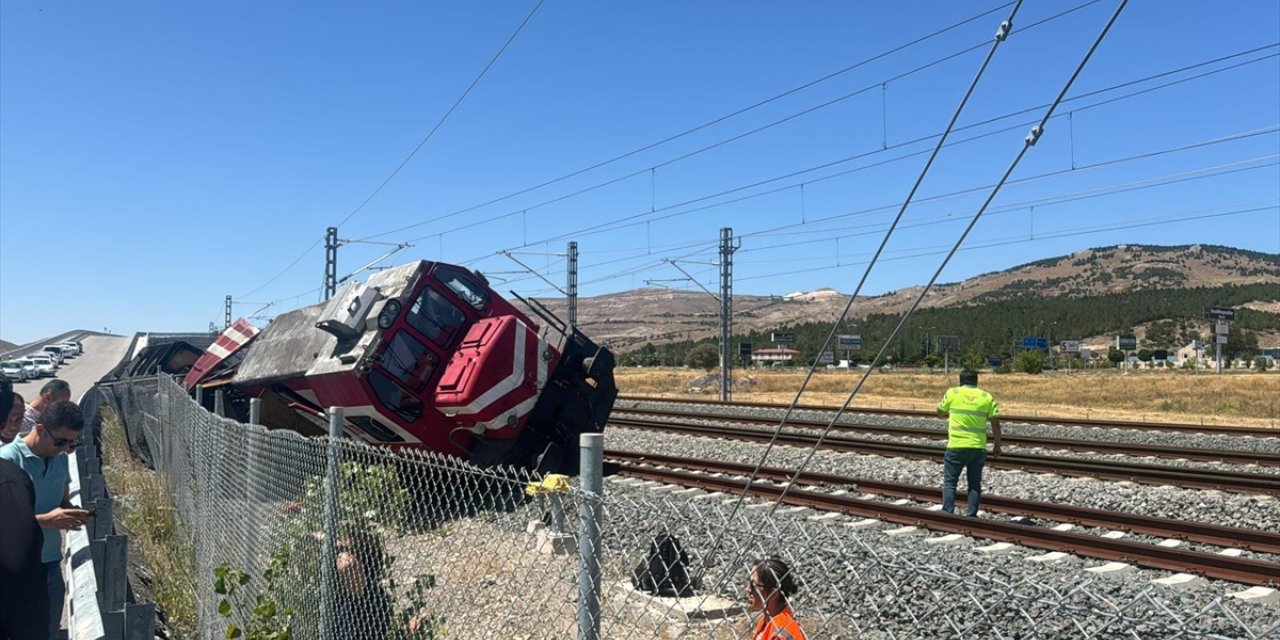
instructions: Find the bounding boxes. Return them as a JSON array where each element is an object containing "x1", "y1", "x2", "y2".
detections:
[{"x1": 751, "y1": 347, "x2": 799, "y2": 366}]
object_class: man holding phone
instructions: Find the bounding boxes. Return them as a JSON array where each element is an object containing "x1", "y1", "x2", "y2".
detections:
[{"x1": 0, "y1": 400, "x2": 89, "y2": 636}]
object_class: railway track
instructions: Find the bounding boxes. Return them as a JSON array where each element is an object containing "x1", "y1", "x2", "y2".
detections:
[
  {"x1": 617, "y1": 395, "x2": 1280, "y2": 437},
  {"x1": 612, "y1": 407, "x2": 1280, "y2": 466},
  {"x1": 607, "y1": 417, "x2": 1280, "y2": 495},
  {"x1": 607, "y1": 449, "x2": 1280, "y2": 586}
]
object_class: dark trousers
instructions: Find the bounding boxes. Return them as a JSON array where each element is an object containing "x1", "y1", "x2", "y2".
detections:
[
  {"x1": 942, "y1": 448, "x2": 987, "y2": 516},
  {"x1": 45, "y1": 561, "x2": 63, "y2": 638}
]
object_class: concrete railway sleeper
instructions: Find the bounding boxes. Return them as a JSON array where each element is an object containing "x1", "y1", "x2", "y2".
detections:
[
  {"x1": 610, "y1": 456, "x2": 1280, "y2": 587},
  {"x1": 608, "y1": 418, "x2": 1280, "y2": 495}
]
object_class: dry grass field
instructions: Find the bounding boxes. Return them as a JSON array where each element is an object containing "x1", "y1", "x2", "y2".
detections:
[{"x1": 615, "y1": 368, "x2": 1280, "y2": 428}]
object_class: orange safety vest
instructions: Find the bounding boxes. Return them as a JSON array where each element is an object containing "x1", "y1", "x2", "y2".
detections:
[{"x1": 752, "y1": 606, "x2": 807, "y2": 640}]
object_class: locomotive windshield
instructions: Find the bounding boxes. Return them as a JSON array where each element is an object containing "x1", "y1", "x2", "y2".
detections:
[
  {"x1": 406, "y1": 287, "x2": 466, "y2": 346},
  {"x1": 433, "y1": 265, "x2": 489, "y2": 311},
  {"x1": 381, "y1": 330, "x2": 438, "y2": 390},
  {"x1": 368, "y1": 369, "x2": 423, "y2": 422}
]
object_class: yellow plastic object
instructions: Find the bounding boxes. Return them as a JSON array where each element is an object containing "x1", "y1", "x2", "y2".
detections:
[{"x1": 525, "y1": 474, "x2": 571, "y2": 495}]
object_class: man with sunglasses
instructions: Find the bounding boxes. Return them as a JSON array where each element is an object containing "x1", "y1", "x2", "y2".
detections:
[{"x1": 0, "y1": 399, "x2": 89, "y2": 637}]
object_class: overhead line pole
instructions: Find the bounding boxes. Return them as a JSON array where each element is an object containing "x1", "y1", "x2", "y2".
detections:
[
  {"x1": 568, "y1": 241, "x2": 579, "y2": 330},
  {"x1": 719, "y1": 228, "x2": 739, "y2": 402},
  {"x1": 324, "y1": 226, "x2": 339, "y2": 301}
]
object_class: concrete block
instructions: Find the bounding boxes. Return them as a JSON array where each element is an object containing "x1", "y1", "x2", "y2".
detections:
[
  {"x1": 856, "y1": 493, "x2": 878, "y2": 501},
  {"x1": 1217, "y1": 548, "x2": 1245, "y2": 557},
  {"x1": 674, "y1": 488, "x2": 702, "y2": 496},
  {"x1": 976, "y1": 542, "x2": 1016, "y2": 554},
  {"x1": 925, "y1": 534, "x2": 967, "y2": 546},
  {"x1": 891, "y1": 499, "x2": 911, "y2": 506},
  {"x1": 885, "y1": 526, "x2": 919, "y2": 536},
  {"x1": 1084, "y1": 562, "x2": 1134, "y2": 577},
  {"x1": 1100, "y1": 531, "x2": 1126, "y2": 539},
  {"x1": 526, "y1": 520, "x2": 546, "y2": 534},
  {"x1": 925, "y1": 504, "x2": 944, "y2": 511},
  {"x1": 1229, "y1": 586, "x2": 1279, "y2": 606},
  {"x1": 845, "y1": 519, "x2": 881, "y2": 530},
  {"x1": 1151, "y1": 573, "x2": 1206, "y2": 590},
  {"x1": 649, "y1": 484, "x2": 681, "y2": 493},
  {"x1": 808, "y1": 512, "x2": 841, "y2": 522},
  {"x1": 1156, "y1": 539, "x2": 1183, "y2": 548},
  {"x1": 1027, "y1": 551, "x2": 1071, "y2": 563},
  {"x1": 535, "y1": 530, "x2": 574, "y2": 555},
  {"x1": 1050, "y1": 523, "x2": 1076, "y2": 532},
  {"x1": 694, "y1": 492, "x2": 724, "y2": 501},
  {"x1": 776, "y1": 506, "x2": 812, "y2": 517},
  {"x1": 610, "y1": 581, "x2": 747, "y2": 621}
]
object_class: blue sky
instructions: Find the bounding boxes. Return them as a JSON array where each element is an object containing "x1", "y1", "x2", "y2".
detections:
[{"x1": 2, "y1": 1, "x2": 1278, "y2": 343}]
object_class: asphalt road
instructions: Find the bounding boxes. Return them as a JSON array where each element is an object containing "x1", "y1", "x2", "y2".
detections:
[{"x1": 11, "y1": 334, "x2": 133, "y2": 404}]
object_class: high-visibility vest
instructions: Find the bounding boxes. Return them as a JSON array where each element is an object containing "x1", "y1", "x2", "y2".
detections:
[
  {"x1": 753, "y1": 606, "x2": 807, "y2": 640},
  {"x1": 938, "y1": 385, "x2": 999, "y2": 449}
]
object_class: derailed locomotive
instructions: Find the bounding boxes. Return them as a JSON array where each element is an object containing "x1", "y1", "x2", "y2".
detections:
[{"x1": 138, "y1": 260, "x2": 616, "y2": 475}]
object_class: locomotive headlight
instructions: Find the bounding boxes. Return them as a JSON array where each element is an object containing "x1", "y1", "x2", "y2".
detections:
[{"x1": 377, "y1": 299, "x2": 402, "y2": 330}]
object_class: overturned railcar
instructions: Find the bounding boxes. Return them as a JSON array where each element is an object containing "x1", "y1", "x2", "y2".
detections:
[{"x1": 177, "y1": 260, "x2": 616, "y2": 475}]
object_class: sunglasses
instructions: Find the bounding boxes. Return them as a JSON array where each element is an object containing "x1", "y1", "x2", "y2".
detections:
[{"x1": 51, "y1": 435, "x2": 82, "y2": 449}]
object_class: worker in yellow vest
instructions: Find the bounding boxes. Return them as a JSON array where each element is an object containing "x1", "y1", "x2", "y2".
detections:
[{"x1": 936, "y1": 369, "x2": 1002, "y2": 516}]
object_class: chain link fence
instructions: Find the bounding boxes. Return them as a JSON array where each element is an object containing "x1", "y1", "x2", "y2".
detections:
[{"x1": 97, "y1": 375, "x2": 1277, "y2": 639}]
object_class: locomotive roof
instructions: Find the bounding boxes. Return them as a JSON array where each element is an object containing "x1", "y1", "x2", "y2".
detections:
[{"x1": 233, "y1": 261, "x2": 426, "y2": 386}]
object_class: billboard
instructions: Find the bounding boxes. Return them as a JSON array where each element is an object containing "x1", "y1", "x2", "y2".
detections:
[
  {"x1": 1116, "y1": 334, "x2": 1137, "y2": 350},
  {"x1": 1204, "y1": 306, "x2": 1235, "y2": 321},
  {"x1": 738, "y1": 342, "x2": 752, "y2": 358},
  {"x1": 1061, "y1": 340, "x2": 1081, "y2": 354},
  {"x1": 771, "y1": 332, "x2": 796, "y2": 344},
  {"x1": 818, "y1": 351, "x2": 834, "y2": 364},
  {"x1": 937, "y1": 335, "x2": 959, "y2": 354},
  {"x1": 836, "y1": 334, "x2": 863, "y2": 350}
]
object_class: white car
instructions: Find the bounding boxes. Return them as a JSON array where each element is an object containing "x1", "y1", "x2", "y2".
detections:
[
  {"x1": 54, "y1": 344, "x2": 78, "y2": 358},
  {"x1": 15, "y1": 358, "x2": 39, "y2": 379},
  {"x1": 40, "y1": 346, "x2": 65, "y2": 364},
  {"x1": 28, "y1": 355, "x2": 57, "y2": 377},
  {"x1": 1, "y1": 361, "x2": 23, "y2": 381}
]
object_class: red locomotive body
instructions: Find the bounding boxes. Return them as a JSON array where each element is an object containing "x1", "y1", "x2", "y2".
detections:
[{"x1": 177, "y1": 260, "x2": 616, "y2": 474}]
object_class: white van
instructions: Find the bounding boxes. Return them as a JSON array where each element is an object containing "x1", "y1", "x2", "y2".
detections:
[{"x1": 41, "y1": 346, "x2": 65, "y2": 364}]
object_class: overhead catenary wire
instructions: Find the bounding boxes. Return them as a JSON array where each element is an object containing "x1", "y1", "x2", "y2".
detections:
[
  {"x1": 352, "y1": 1, "x2": 1023, "y2": 243},
  {"x1": 450, "y1": 46, "x2": 1278, "y2": 265}
]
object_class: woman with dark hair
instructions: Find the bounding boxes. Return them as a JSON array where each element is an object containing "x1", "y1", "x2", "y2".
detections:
[{"x1": 747, "y1": 557, "x2": 807, "y2": 640}]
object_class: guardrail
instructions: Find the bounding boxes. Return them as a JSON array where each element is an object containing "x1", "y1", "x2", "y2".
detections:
[{"x1": 61, "y1": 387, "x2": 156, "y2": 640}]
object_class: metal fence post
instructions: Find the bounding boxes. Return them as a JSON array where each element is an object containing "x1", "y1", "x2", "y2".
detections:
[
  {"x1": 577, "y1": 433, "x2": 603, "y2": 640},
  {"x1": 247, "y1": 398, "x2": 263, "y2": 563},
  {"x1": 214, "y1": 389, "x2": 225, "y2": 417},
  {"x1": 321, "y1": 407, "x2": 344, "y2": 640}
]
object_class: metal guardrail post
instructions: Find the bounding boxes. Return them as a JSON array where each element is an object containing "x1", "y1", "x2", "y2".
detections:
[
  {"x1": 103, "y1": 535, "x2": 128, "y2": 612},
  {"x1": 321, "y1": 407, "x2": 344, "y2": 640},
  {"x1": 577, "y1": 433, "x2": 604, "y2": 640},
  {"x1": 123, "y1": 602, "x2": 155, "y2": 640}
]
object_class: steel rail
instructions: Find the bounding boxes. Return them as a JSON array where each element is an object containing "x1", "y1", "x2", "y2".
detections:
[
  {"x1": 617, "y1": 395, "x2": 1280, "y2": 436},
  {"x1": 608, "y1": 417, "x2": 1280, "y2": 496},
  {"x1": 611, "y1": 407, "x2": 1280, "y2": 466},
  {"x1": 610, "y1": 455, "x2": 1280, "y2": 586},
  {"x1": 605, "y1": 449, "x2": 1280, "y2": 554}
]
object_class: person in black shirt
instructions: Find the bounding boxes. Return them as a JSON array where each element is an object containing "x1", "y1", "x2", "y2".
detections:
[{"x1": 0, "y1": 377, "x2": 50, "y2": 640}]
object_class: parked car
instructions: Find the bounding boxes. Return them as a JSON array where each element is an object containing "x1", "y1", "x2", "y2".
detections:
[
  {"x1": 1, "y1": 361, "x2": 24, "y2": 381},
  {"x1": 71, "y1": 340, "x2": 85, "y2": 354},
  {"x1": 28, "y1": 355, "x2": 57, "y2": 377},
  {"x1": 54, "y1": 344, "x2": 78, "y2": 358},
  {"x1": 40, "y1": 346, "x2": 65, "y2": 364},
  {"x1": 15, "y1": 358, "x2": 39, "y2": 380}
]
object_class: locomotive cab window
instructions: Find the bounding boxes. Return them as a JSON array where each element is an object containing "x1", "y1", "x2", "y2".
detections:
[
  {"x1": 380, "y1": 330, "x2": 438, "y2": 391},
  {"x1": 367, "y1": 369, "x2": 423, "y2": 422},
  {"x1": 406, "y1": 287, "x2": 466, "y2": 347},
  {"x1": 433, "y1": 265, "x2": 489, "y2": 311}
]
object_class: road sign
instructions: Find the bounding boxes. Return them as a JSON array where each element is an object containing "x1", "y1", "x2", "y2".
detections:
[
  {"x1": 818, "y1": 351, "x2": 834, "y2": 364},
  {"x1": 1116, "y1": 334, "x2": 1137, "y2": 351},
  {"x1": 1191, "y1": 339, "x2": 1202, "y2": 350},
  {"x1": 986, "y1": 357, "x2": 1003, "y2": 367},
  {"x1": 738, "y1": 342, "x2": 752, "y2": 358},
  {"x1": 1022, "y1": 337, "x2": 1048, "y2": 350},
  {"x1": 770, "y1": 332, "x2": 795, "y2": 344},
  {"x1": 1216, "y1": 335, "x2": 1228, "y2": 344},
  {"x1": 1204, "y1": 306, "x2": 1235, "y2": 321},
  {"x1": 836, "y1": 334, "x2": 863, "y2": 350},
  {"x1": 1153, "y1": 349, "x2": 1169, "y2": 361},
  {"x1": 1061, "y1": 340, "x2": 1081, "y2": 354},
  {"x1": 938, "y1": 335, "x2": 960, "y2": 354},
  {"x1": 1216, "y1": 321, "x2": 1229, "y2": 335}
]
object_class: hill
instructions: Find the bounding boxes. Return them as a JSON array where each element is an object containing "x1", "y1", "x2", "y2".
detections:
[
  {"x1": 520, "y1": 244, "x2": 1280, "y2": 359},
  {"x1": 0, "y1": 340, "x2": 18, "y2": 354}
]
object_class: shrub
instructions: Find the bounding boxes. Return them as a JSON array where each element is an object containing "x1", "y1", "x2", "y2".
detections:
[{"x1": 1014, "y1": 350, "x2": 1045, "y2": 374}]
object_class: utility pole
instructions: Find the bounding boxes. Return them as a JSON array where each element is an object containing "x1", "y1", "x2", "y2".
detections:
[
  {"x1": 719, "y1": 228, "x2": 739, "y2": 402},
  {"x1": 567, "y1": 241, "x2": 579, "y2": 331},
  {"x1": 324, "y1": 226, "x2": 339, "y2": 301},
  {"x1": 224, "y1": 295, "x2": 232, "y2": 330}
]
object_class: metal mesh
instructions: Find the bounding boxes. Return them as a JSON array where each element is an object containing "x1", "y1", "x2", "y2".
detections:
[{"x1": 97, "y1": 376, "x2": 1279, "y2": 639}]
